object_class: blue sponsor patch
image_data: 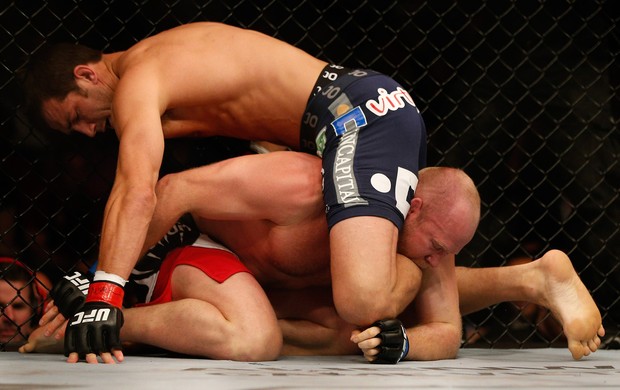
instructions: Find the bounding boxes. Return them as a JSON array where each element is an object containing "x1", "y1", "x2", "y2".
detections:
[{"x1": 331, "y1": 106, "x2": 367, "y2": 136}]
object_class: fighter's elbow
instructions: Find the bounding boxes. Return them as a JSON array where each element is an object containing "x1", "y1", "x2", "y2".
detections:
[
  {"x1": 124, "y1": 184, "x2": 157, "y2": 216},
  {"x1": 334, "y1": 292, "x2": 400, "y2": 327},
  {"x1": 419, "y1": 323, "x2": 462, "y2": 361},
  {"x1": 441, "y1": 328, "x2": 462, "y2": 359}
]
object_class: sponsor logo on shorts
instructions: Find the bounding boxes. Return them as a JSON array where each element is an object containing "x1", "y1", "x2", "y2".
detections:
[
  {"x1": 330, "y1": 106, "x2": 367, "y2": 136},
  {"x1": 315, "y1": 127, "x2": 326, "y2": 157},
  {"x1": 348, "y1": 69, "x2": 369, "y2": 77},
  {"x1": 332, "y1": 114, "x2": 368, "y2": 207},
  {"x1": 365, "y1": 87, "x2": 417, "y2": 116}
]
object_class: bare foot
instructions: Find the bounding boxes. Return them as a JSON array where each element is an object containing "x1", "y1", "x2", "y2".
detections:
[{"x1": 534, "y1": 250, "x2": 605, "y2": 359}]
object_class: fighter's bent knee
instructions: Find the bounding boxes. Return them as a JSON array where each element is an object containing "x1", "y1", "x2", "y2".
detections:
[{"x1": 225, "y1": 325, "x2": 282, "y2": 362}]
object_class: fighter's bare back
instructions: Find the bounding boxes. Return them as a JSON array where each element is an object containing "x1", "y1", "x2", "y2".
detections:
[{"x1": 111, "y1": 22, "x2": 327, "y2": 147}]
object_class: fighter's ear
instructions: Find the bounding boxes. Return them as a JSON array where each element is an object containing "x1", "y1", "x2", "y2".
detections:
[
  {"x1": 73, "y1": 65, "x2": 97, "y2": 83},
  {"x1": 408, "y1": 197, "x2": 422, "y2": 215}
]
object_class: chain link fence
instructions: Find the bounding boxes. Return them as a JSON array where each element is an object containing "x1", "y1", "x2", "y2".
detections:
[{"x1": 1, "y1": 0, "x2": 618, "y2": 351}]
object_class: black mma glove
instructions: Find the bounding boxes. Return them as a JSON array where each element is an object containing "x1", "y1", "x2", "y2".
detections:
[
  {"x1": 64, "y1": 277, "x2": 125, "y2": 358},
  {"x1": 371, "y1": 319, "x2": 410, "y2": 364},
  {"x1": 49, "y1": 271, "x2": 91, "y2": 318},
  {"x1": 143, "y1": 214, "x2": 199, "y2": 263}
]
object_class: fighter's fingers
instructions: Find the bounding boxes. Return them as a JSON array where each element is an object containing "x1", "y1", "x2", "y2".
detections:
[
  {"x1": 99, "y1": 352, "x2": 116, "y2": 364},
  {"x1": 54, "y1": 323, "x2": 67, "y2": 340},
  {"x1": 85, "y1": 353, "x2": 100, "y2": 364},
  {"x1": 51, "y1": 315, "x2": 68, "y2": 336},
  {"x1": 363, "y1": 347, "x2": 381, "y2": 357},
  {"x1": 43, "y1": 314, "x2": 67, "y2": 338},
  {"x1": 18, "y1": 342, "x2": 34, "y2": 354},
  {"x1": 43, "y1": 299, "x2": 55, "y2": 314},
  {"x1": 362, "y1": 348, "x2": 380, "y2": 362},
  {"x1": 40, "y1": 304, "x2": 59, "y2": 326},
  {"x1": 357, "y1": 337, "x2": 382, "y2": 351},
  {"x1": 350, "y1": 326, "x2": 381, "y2": 343},
  {"x1": 113, "y1": 349, "x2": 124, "y2": 363},
  {"x1": 66, "y1": 352, "x2": 80, "y2": 364}
]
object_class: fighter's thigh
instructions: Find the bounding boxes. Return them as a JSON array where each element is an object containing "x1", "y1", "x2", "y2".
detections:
[{"x1": 170, "y1": 265, "x2": 276, "y2": 323}]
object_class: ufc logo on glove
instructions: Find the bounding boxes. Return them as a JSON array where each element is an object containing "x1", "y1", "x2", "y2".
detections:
[
  {"x1": 64, "y1": 271, "x2": 90, "y2": 294},
  {"x1": 70, "y1": 308, "x2": 111, "y2": 325}
]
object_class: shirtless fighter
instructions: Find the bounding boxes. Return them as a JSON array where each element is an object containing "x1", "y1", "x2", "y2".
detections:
[
  {"x1": 28, "y1": 152, "x2": 477, "y2": 363},
  {"x1": 22, "y1": 152, "x2": 603, "y2": 363},
  {"x1": 20, "y1": 22, "x2": 428, "y2": 360},
  {"x1": 141, "y1": 151, "x2": 604, "y2": 362}
]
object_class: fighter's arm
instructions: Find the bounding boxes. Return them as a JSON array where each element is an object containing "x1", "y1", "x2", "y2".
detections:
[
  {"x1": 142, "y1": 151, "x2": 323, "y2": 252},
  {"x1": 352, "y1": 254, "x2": 461, "y2": 361},
  {"x1": 400, "y1": 258, "x2": 462, "y2": 360},
  {"x1": 63, "y1": 70, "x2": 166, "y2": 364},
  {"x1": 99, "y1": 70, "x2": 166, "y2": 279},
  {"x1": 267, "y1": 287, "x2": 359, "y2": 356}
]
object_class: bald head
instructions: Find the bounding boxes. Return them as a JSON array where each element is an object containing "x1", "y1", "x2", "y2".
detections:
[
  {"x1": 417, "y1": 166, "x2": 480, "y2": 213},
  {"x1": 414, "y1": 167, "x2": 481, "y2": 251}
]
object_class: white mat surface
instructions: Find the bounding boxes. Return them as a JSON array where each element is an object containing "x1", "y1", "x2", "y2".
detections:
[{"x1": 2, "y1": 348, "x2": 619, "y2": 389}]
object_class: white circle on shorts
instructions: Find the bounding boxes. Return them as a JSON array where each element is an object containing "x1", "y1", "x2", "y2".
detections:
[{"x1": 371, "y1": 173, "x2": 391, "y2": 193}]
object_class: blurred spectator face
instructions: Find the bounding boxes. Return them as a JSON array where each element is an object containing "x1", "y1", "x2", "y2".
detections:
[{"x1": 0, "y1": 276, "x2": 36, "y2": 346}]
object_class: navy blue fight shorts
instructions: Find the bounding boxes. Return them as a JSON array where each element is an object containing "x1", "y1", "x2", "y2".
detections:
[{"x1": 300, "y1": 65, "x2": 427, "y2": 230}]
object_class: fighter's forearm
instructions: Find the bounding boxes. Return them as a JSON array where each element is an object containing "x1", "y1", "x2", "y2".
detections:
[
  {"x1": 400, "y1": 254, "x2": 461, "y2": 361},
  {"x1": 402, "y1": 320, "x2": 462, "y2": 361},
  {"x1": 392, "y1": 254, "x2": 423, "y2": 315},
  {"x1": 98, "y1": 184, "x2": 157, "y2": 279}
]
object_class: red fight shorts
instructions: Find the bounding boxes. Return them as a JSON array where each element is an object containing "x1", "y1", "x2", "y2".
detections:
[{"x1": 138, "y1": 243, "x2": 250, "y2": 307}]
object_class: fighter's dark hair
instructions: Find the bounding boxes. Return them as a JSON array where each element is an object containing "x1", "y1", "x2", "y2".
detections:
[{"x1": 16, "y1": 43, "x2": 102, "y2": 131}]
